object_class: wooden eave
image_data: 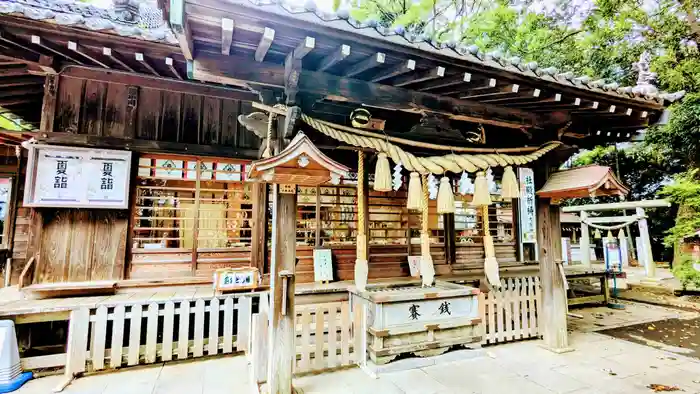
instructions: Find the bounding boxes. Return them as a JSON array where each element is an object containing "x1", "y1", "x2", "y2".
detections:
[
  {"x1": 177, "y1": 0, "x2": 665, "y2": 146},
  {"x1": 537, "y1": 165, "x2": 630, "y2": 200}
]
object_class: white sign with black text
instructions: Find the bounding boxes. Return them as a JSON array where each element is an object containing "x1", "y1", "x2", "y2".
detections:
[
  {"x1": 518, "y1": 167, "x2": 537, "y2": 244},
  {"x1": 24, "y1": 145, "x2": 131, "y2": 209}
]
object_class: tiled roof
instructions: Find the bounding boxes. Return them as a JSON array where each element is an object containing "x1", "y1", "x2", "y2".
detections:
[
  {"x1": 0, "y1": 0, "x2": 177, "y2": 44},
  {"x1": 226, "y1": 0, "x2": 685, "y2": 106},
  {"x1": 537, "y1": 165, "x2": 629, "y2": 199}
]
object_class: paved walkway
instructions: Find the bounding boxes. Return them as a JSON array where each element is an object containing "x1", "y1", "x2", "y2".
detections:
[{"x1": 17, "y1": 330, "x2": 700, "y2": 394}]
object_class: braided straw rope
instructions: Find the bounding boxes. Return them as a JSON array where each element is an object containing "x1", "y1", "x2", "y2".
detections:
[{"x1": 300, "y1": 114, "x2": 560, "y2": 175}]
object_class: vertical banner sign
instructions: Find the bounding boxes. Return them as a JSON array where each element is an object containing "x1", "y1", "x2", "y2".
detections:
[
  {"x1": 24, "y1": 145, "x2": 131, "y2": 209},
  {"x1": 518, "y1": 168, "x2": 537, "y2": 244}
]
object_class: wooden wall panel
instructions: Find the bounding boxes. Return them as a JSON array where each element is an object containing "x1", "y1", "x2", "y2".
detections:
[
  {"x1": 136, "y1": 88, "x2": 163, "y2": 140},
  {"x1": 91, "y1": 212, "x2": 128, "y2": 280},
  {"x1": 37, "y1": 210, "x2": 72, "y2": 283},
  {"x1": 201, "y1": 97, "x2": 221, "y2": 145},
  {"x1": 55, "y1": 77, "x2": 84, "y2": 133},
  {"x1": 161, "y1": 92, "x2": 182, "y2": 143},
  {"x1": 182, "y1": 95, "x2": 202, "y2": 144},
  {"x1": 104, "y1": 83, "x2": 128, "y2": 138},
  {"x1": 80, "y1": 80, "x2": 107, "y2": 136},
  {"x1": 67, "y1": 211, "x2": 94, "y2": 281},
  {"x1": 54, "y1": 77, "x2": 260, "y2": 151},
  {"x1": 221, "y1": 99, "x2": 240, "y2": 146},
  {"x1": 36, "y1": 210, "x2": 128, "y2": 284}
]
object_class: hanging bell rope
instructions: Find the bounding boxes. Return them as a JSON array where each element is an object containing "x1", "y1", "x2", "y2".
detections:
[
  {"x1": 251, "y1": 102, "x2": 561, "y2": 175},
  {"x1": 261, "y1": 111, "x2": 275, "y2": 158}
]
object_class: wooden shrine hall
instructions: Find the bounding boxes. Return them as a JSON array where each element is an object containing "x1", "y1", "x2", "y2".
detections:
[{"x1": 0, "y1": 0, "x2": 684, "y2": 391}]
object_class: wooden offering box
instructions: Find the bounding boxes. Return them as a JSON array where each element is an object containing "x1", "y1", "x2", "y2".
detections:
[{"x1": 350, "y1": 281, "x2": 482, "y2": 364}]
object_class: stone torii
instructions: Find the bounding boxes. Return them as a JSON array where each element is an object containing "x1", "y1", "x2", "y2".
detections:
[{"x1": 562, "y1": 199, "x2": 671, "y2": 279}]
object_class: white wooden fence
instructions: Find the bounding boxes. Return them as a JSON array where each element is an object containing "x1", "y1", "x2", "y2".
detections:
[
  {"x1": 482, "y1": 276, "x2": 542, "y2": 344},
  {"x1": 60, "y1": 293, "x2": 264, "y2": 376},
  {"x1": 20, "y1": 277, "x2": 542, "y2": 376},
  {"x1": 295, "y1": 301, "x2": 355, "y2": 374}
]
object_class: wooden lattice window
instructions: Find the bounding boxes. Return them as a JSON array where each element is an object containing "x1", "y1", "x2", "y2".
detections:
[
  {"x1": 0, "y1": 177, "x2": 12, "y2": 248},
  {"x1": 132, "y1": 156, "x2": 252, "y2": 252}
]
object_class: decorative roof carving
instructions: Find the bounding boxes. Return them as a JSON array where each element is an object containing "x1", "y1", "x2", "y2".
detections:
[{"x1": 0, "y1": 0, "x2": 177, "y2": 44}]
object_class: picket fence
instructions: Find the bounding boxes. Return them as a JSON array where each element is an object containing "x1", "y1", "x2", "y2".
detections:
[
  {"x1": 60, "y1": 292, "x2": 264, "y2": 375},
  {"x1": 20, "y1": 276, "x2": 542, "y2": 377},
  {"x1": 482, "y1": 276, "x2": 542, "y2": 344}
]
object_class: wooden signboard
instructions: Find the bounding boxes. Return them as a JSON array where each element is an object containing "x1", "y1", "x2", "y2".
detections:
[
  {"x1": 213, "y1": 267, "x2": 260, "y2": 293},
  {"x1": 23, "y1": 144, "x2": 132, "y2": 209},
  {"x1": 313, "y1": 248, "x2": 333, "y2": 282}
]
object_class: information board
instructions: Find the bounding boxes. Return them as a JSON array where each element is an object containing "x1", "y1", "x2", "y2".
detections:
[{"x1": 24, "y1": 145, "x2": 131, "y2": 209}]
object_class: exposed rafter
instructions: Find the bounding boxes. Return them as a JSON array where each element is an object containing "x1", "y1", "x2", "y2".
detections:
[
  {"x1": 317, "y1": 44, "x2": 350, "y2": 72},
  {"x1": 102, "y1": 47, "x2": 134, "y2": 72},
  {"x1": 221, "y1": 17, "x2": 234, "y2": 55},
  {"x1": 68, "y1": 41, "x2": 110, "y2": 68},
  {"x1": 165, "y1": 57, "x2": 182, "y2": 79},
  {"x1": 370, "y1": 59, "x2": 415, "y2": 83},
  {"x1": 254, "y1": 27, "x2": 275, "y2": 62},
  {"x1": 392, "y1": 66, "x2": 445, "y2": 87},
  {"x1": 135, "y1": 53, "x2": 159, "y2": 76},
  {"x1": 345, "y1": 52, "x2": 385, "y2": 77}
]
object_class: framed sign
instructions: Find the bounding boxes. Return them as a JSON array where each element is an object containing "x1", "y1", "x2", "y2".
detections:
[
  {"x1": 24, "y1": 145, "x2": 131, "y2": 209},
  {"x1": 213, "y1": 267, "x2": 259, "y2": 292},
  {"x1": 313, "y1": 248, "x2": 333, "y2": 282},
  {"x1": 518, "y1": 168, "x2": 537, "y2": 244}
]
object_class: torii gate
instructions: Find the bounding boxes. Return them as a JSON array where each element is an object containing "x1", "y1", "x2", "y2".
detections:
[{"x1": 562, "y1": 199, "x2": 671, "y2": 279}]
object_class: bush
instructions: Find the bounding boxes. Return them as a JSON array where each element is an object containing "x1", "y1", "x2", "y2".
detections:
[{"x1": 671, "y1": 254, "x2": 700, "y2": 290}]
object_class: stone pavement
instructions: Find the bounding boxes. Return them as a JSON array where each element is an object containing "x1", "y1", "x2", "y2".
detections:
[{"x1": 17, "y1": 330, "x2": 700, "y2": 394}]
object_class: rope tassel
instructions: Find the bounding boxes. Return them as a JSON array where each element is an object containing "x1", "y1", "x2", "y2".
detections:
[
  {"x1": 501, "y1": 166, "x2": 520, "y2": 199},
  {"x1": 437, "y1": 176, "x2": 455, "y2": 214},
  {"x1": 482, "y1": 205, "x2": 501, "y2": 287},
  {"x1": 407, "y1": 172, "x2": 423, "y2": 211},
  {"x1": 373, "y1": 153, "x2": 392, "y2": 192},
  {"x1": 472, "y1": 171, "x2": 492, "y2": 206}
]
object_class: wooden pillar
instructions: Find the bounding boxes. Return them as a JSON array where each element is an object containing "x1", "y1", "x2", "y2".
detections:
[
  {"x1": 355, "y1": 151, "x2": 369, "y2": 291},
  {"x1": 537, "y1": 197, "x2": 571, "y2": 353},
  {"x1": 579, "y1": 211, "x2": 591, "y2": 267},
  {"x1": 251, "y1": 182, "x2": 268, "y2": 275},
  {"x1": 637, "y1": 207, "x2": 656, "y2": 278},
  {"x1": 40, "y1": 75, "x2": 58, "y2": 133},
  {"x1": 267, "y1": 184, "x2": 296, "y2": 394},
  {"x1": 443, "y1": 214, "x2": 456, "y2": 265}
]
